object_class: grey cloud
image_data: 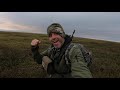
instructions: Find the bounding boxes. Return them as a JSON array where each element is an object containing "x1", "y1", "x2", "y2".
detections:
[{"x1": 1, "y1": 12, "x2": 120, "y2": 42}]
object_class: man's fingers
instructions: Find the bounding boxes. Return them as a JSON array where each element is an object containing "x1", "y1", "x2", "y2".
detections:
[{"x1": 31, "y1": 39, "x2": 41, "y2": 46}]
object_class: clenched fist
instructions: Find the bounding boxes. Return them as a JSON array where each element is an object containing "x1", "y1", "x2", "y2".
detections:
[{"x1": 31, "y1": 39, "x2": 41, "y2": 46}]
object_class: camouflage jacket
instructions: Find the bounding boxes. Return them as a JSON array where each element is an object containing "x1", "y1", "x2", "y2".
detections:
[{"x1": 31, "y1": 35, "x2": 92, "y2": 78}]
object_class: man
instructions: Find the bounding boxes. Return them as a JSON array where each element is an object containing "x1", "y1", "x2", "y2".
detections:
[{"x1": 31, "y1": 23, "x2": 92, "y2": 78}]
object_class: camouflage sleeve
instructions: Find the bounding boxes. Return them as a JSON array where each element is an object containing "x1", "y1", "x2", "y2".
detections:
[
  {"x1": 31, "y1": 46, "x2": 50, "y2": 64},
  {"x1": 31, "y1": 46, "x2": 43, "y2": 64},
  {"x1": 69, "y1": 44, "x2": 93, "y2": 78},
  {"x1": 41, "y1": 47, "x2": 51, "y2": 56}
]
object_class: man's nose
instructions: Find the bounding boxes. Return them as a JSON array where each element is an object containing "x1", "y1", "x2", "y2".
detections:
[{"x1": 51, "y1": 37, "x2": 56, "y2": 41}]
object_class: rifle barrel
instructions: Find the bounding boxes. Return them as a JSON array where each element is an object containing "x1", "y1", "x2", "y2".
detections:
[{"x1": 71, "y1": 30, "x2": 75, "y2": 38}]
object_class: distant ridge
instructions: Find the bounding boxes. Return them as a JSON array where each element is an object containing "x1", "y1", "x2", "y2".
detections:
[{"x1": 0, "y1": 31, "x2": 119, "y2": 43}]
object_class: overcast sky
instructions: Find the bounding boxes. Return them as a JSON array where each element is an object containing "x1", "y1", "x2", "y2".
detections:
[{"x1": 0, "y1": 12, "x2": 120, "y2": 42}]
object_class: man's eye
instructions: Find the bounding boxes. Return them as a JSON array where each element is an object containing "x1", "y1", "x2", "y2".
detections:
[{"x1": 49, "y1": 34, "x2": 52, "y2": 37}]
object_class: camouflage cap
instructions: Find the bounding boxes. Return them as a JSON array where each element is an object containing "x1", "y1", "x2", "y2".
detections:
[{"x1": 47, "y1": 23, "x2": 65, "y2": 38}]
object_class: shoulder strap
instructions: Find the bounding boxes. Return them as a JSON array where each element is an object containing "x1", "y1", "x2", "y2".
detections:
[
  {"x1": 77, "y1": 44, "x2": 92, "y2": 66},
  {"x1": 65, "y1": 43, "x2": 92, "y2": 65},
  {"x1": 65, "y1": 43, "x2": 75, "y2": 65}
]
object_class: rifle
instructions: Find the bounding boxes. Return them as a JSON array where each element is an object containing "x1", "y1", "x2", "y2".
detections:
[{"x1": 71, "y1": 30, "x2": 75, "y2": 40}]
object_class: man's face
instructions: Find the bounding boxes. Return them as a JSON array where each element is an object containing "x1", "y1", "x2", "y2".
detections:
[{"x1": 49, "y1": 33, "x2": 65, "y2": 48}]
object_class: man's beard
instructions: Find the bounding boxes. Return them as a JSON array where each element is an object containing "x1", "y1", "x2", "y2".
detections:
[{"x1": 52, "y1": 38, "x2": 64, "y2": 48}]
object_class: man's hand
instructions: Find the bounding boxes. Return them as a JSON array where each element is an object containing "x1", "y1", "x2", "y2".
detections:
[{"x1": 31, "y1": 39, "x2": 41, "y2": 47}]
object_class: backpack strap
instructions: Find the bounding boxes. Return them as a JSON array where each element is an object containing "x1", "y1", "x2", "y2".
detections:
[
  {"x1": 78, "y1": 44, "x2": 92, "y2": 66},
  {"x1": 65, "y1": 43, "x2": 75, "y2": 65}
]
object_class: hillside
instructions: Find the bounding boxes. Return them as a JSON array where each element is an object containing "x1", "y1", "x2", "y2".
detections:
[{"x1": 0, "y1": 31, "x2": 120, "y2": 78}]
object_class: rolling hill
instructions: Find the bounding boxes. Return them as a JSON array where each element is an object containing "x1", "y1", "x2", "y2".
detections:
[{"x1": 0, "y1": 31, "x2": 120, "y2": 78}]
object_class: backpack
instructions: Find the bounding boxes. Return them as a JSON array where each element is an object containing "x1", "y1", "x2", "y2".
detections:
[{"x1": 65, "y1": 43, "x2": 92, "y2": 67}]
